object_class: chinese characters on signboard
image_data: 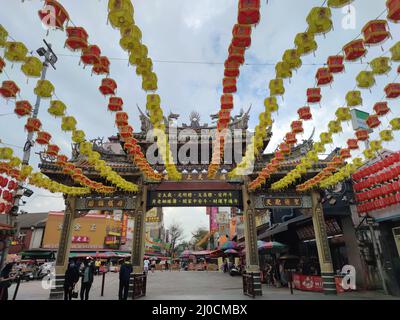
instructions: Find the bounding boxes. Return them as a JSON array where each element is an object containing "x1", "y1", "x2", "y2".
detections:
[
  {"x1": 147, "y1": 190, "x2": 242, "y2": 208},
  {"x1": 85, "y1": 198, "x2": 126, "y2": 210},
  {"x1": 71, "y1": 236, "x2": 89, "y2": 243},
  {"x1": 263, "y1": 197, "x2": 303, "y2": 208}
]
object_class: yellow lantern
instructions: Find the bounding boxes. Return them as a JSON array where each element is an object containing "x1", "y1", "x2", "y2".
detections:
[
  {"x1": 335, "y1": 107, "x2": 352, "y2": 122},
  {"x1": 356, "y1": 71, "x2": 375, "y2": 89},
  {"x1": 269, "y1": 79, "x2": 285, "y2": 96},
  {"x1": 306, "y1": 7, "x2": 333, "y2": 35},
  {"x1": 34, "y1": 80, "x2": 55, "y2": 98},
  {"x1": 108, "y1": 0, "x2": 134, "y2": 29},
  {"x1": 294, "y1": 32, "x2": 317, "y2": 56},
  {"x1": 363, "y1": 148, "x2": 375, "y2": 159},
  {"x1": 390, "y1": 118, "x2": 400, "y2": 130},
  {"x1": 9, "y1": 157, "x2": 21, "y2": 168},
  {"x1": 142, "y1": 72, "x2": 158, "y2": 91},
  {"x1": 0, "y1": 24, "x2": 8, "y2": 47},
  {"x1": 61, "y1": 116, "x2": 77, "y2": 132},
  {"x1": 0, "y1": 147, "x2": 13, "y2": 159},
  {"x1": 20, "y1": 165, "x2": 33, "y2": 179},
  {"x1": 21, "y1": 57, "x2": 43, "y2": 78},
  {"x1": 353, "y1": 157, "x2": 364, "y2": 168},
  {"x1": 275, "y1": 61, "x2": 292, "y2": 79},
  {"x1": 48, "y1": 100, "x2": 66, "y2": 117},
  {"x1": 320, "y1": 132, "x2": 333, "y2": 144},
  {"x1": 306, "y1": 150, "x2": 319, "y2": 163},
  {"x1": 72, "y1": 130, "x2": 86, "y2": 143},
  {"x1": 282, "y1": 49, "x2": 302, "y2": 69},
  {"x1": 129, "y1": 44, "x2": 148, "y2": 66},
  {"x1": 136, "y1": 57, "x2": 153, "y2": 77},
  {"x1": 369, "y1": 140, "x2": 382, "y2": 152},
  {"x1": 4, "y1": 42, "x2": 28, "y2": 62},
  {"x1": 328, "y1": 120, "x2": 342, "y2": 134},
  {"x1": 264, "y1": 97, "x2": 279, "y2": 113},
  {"x1": 327, "y1": 0, "x2": 354, "y2": 8},
  {"x1": 313, "y1": 142, "x2": 326, "y2": 153},
  {"x1": 119, "y1": 24, "x2": 142, "y2": 51},
  {"x1": 370, "y1": 57, "x2": 391, "y2": 75},
  {"x1": 345, "y1": 91, "x2": 362, "y2": 107},
  {"x1": 379, "y1": 129, "x2": 394, "y2": 142},
  {"x1": 390, "y1": 41, "x2": 400, "y2": 61}
]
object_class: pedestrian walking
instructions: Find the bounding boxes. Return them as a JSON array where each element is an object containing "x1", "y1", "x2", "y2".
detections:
[
  {"x1": 143, "y1": 258, "x2": 150, "y2": 274},
  {"x1": 165, "y1": 260, "x2": 169, "y2": 271},
  {"x1": 80, "y1": 258, "x2": 95, "y2": 300},
  {"x1": 119, "y1": 259, "x2": 133, "y2": 300},
  {"x1": 150, "y1": 259, "x2": 156, "y2": 273},
  {"x1": 0, "y1": 262, "x2": 15, "y2": 301},
  {"x1": 64, "y1": 261, "x2": 79, "y2": 300}
]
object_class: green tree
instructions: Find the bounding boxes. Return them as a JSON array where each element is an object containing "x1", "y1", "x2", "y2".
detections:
[{"x1": 190, "y1": 227, "x2": 209, "y2": 250}]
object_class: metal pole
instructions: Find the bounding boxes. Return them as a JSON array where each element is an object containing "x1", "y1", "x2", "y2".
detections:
[
  {"x1": 368, "y1": 221, "x2": 388, "y2": 295},
  {"x1": 101, "y1": 271, "x2": 106, "y2": 297},
  {"x1": 12, "y1": 276, "x2": 21, "y2": 300},
  {"x1": 0, "y1": 42, "x2": 56, "y2": 272}
]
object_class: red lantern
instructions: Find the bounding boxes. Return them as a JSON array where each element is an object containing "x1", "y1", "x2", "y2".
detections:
[
  {"x1": 316, "y1": 68, "x2": 333, "y2": 86},
  {"x1": 298, "y1": 106, "x2": 312, "y2": 121},
  {"x1": 340, "y1": 148, "x2": 352, "y2": 159},
  {"x1": 356, "y1": 129, "x2": 369, "y2": 141},
  {"x1": 279, "y1": 142, "x2": 290, "y2": 155},
  {"x1": 14, "y1": 100, "x2": 33, "y2": 117},
  {"x1": 119, "y1": 125, "x2": 133, "y2": 140},
  {"x1": 238, "y1": 0, "x2": 260, "y2": 25},
  {"x1": 92, "y1": 56, "x2": 110, "y2": 75},
  {"x1": 347, "y1": 139, "x2": 359, "y2": 150},
  {"x1": 373, "y1": 102, "x2": 390, "y2": 116},
  {"x1": 384, "y1": 83, "x2": 400, "y2": 99},
  {"x1": 224, "y1": 60, "x2": 241, "y2": 77},
  {"x1": 0, "y1": 81, "x2": 20, "y2": 99},
  {"x1": 115, "y1": 112, "x2": 129, "y2": 127},
  {"x1": 25, "y1": 118, "x2": 42, "y2": 132},
  {"x1": 366, "y1": 114, "x2": 381, "y2": 129},
  {"x1": 46, "y1": 144, "x2": 60, "y2": 156},
  {"x1": 219, "y1": 110, "x2": 231, "y2": 124},
  {"x1": 275, "y1": 151, "x2": 284, "y2": 161},
  {"x1": 65, "y1": 27, "x2": 88, "y2": 51},
  {"x1": 343, "y1": 39, "x2": 367, "y2": 61},
  {"x1": 0, "y1": 57, "x2": 5, "y2": 73},
  {"x1": 223, "y1": 77, "x2": 237, "y2": 94},
  {"x1": 232, "y1": 24, "x2": 252, "y2": 48},
  {"x1": 221, "y1": 94, "x2": 234, "y2": 110},
  {"x1": 99, "y1": 78, "x2": 117, "y2": 96},
  {"x1": 285, "y1": 132, "x2": 297, "y2": 145},
  {"x1": 108, "y1": 97, "x2": 123, "y2": 112},
  {"x1": 291, "y1": 120, "x2": 304, "y2": 134},
  {"x1": 362, "y1": 20, "x2": 390, "y2": 45},
  {"x1": 36, "y1": 131, "x2": 52, "y2": 145},
  {"x1": 38, "y1": 0, "x2": 69, "y2": 30},
  {"x1": 81, "y1": 45, "x2": 101, "y2": 65},
  {"x1": 327, "y1": 55, "x2": 345, "y2": 73},
  {"x1": 227, "y1": 45, "x2": 245, "y2": 65},
  {"x1": 63, "y1": 163, "x2": 75, "y2": 175},
  {"x1": 56, "y1": 155, "x2": 68, "y2": 166},
  {"x1": 387, "y1": 0, "x2": 400, "y2": 22},
  {"x1": 123, "y1": 137, "x2": 137, "y2": 151},
  {"x1": 307, "y1": 88, "x2": 322, "y2": 104}
]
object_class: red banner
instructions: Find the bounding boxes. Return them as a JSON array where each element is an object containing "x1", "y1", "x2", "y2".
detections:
[{"x1": 292, "y1": 274, "x2": 346, "y2": 293}]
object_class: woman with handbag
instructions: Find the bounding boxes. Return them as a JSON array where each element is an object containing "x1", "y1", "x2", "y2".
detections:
[{"x1": 64, "y1": 261, "x2": 79, "y2": 300}]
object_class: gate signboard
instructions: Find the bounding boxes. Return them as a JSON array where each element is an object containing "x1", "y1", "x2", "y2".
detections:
[{"x1": 255, "y1": 195, "x2": 312, "y2": 209}]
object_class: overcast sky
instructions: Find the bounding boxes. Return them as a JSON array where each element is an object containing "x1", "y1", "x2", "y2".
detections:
[{"x1": 1, "y1": 1, "x2": 399, "y2": 238}]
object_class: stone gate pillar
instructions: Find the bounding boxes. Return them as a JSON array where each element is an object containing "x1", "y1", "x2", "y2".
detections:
[
  {"x1": 50, "y1": 196, "x2": 77, "y2": 300},
  {"x1": 242, "y1": 183, "x2": 262, "y2": 296},
  {"x1": 310, "y1": 190, "x2": 337, "y2": 295}
]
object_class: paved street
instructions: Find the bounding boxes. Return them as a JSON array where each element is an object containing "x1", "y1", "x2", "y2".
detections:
[{"x1": 9, "y1": 271, "x2": 399, "y2": 300}]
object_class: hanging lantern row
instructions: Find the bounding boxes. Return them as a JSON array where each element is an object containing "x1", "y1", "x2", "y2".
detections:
[{"x1": 353, "y1": 151, "x2": 400, "y2": 182}]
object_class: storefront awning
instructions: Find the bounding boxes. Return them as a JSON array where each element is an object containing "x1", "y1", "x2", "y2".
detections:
[
  {"x1": 20, "y1": 250, "x2": 55, "y2": 259},
  {"x1": 258, "y1": 215, "x2": 311, "y2": 240}
]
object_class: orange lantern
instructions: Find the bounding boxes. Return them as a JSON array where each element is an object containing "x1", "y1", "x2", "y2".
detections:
[
  {"x1": 38, "y1": 0, "x2": 69, "y2": 30},
  {"x1": 25, "y1": 118, "x2": 42, "y2": 132},
  {"x1": 224, "y1": 60, "x2": 240, "y2": 78},
  {"x1": 221, "y1": 94, "x2": 234, "y2": 110},
  {"x1": 291, "y1": 120, "x2": 304, "y2": 134},
  {"x1": 347, "y1": 139, "x2": 359, "y2": 150},
  {"x1": 46, "y1": 144, "x2": 60, "y2": 156},
  {"x1": 373, "y1": 102, "x2": 390, "y2": 116},
  {"x1": 65, "y1": 27, "x2": 88, "y2": 51},
  {"x1": 108, "y1": 97, "x2": 123, "y2": 112},
  {"x1": 343, "y1": 39, "x2": 367, "y2": 61},
  {"x1": 92, "y1": 56, "x2": 110, "y2": 75},
  {"x1": 285, "y1": 132, "x2": 297, "y2": 145},
  {"x1": 119, "y1": 125, "x2": 133, "y2": 139},
  {"x1": 327, "y1": 55, "x2": 345, "y2": 73},
  {"x1": 385, "y1": 83, "x2": 400, "y2": 99},
  {"x1": 115, "y1": 112, "x2": 129, "y2": 127},
  {"x1": 387, "y1": 0, "x2": 400, "y2": 22},
  {"x1": 227, "y1": 45, "x2": 245, "y2": 65},
  {"x1": 275, "y1": 151, "x2": 285, "y2": 161},
  {"x1": 223, "y1": 77, "x2": 237, "y2": 93},
  {"x1": 362, "y1": 20, "x2": 390, "y2": 45},
  {"x1": 366, "y1": 114, "x2": 381, "y2": 129},
  {"x1": 238, "y1": 0, "x2": 260, "y2": 25},
  {"x1": 56, "y1": 155, "x2": 68, "y2": 166},
  {"x1": 81, "y1": 45, "x2": 101, "y2": 65},
  {"x1": 316, "y1": 68, "x2": 333, "y2": 86},
  {"x1": 124, "y1": 137, "x2": 137, "y2": 151},
  {"x1": 340, "y1": 148, "x2": 351, "y2": 159},
  {"x1": 0, "y1": 57, "x2": 5, "y2": 73},
  {"x1": 307, "y1": 88, "x2": 321, "y2": 103},
  {"x1": 219, "y1": 110, "x2": 231, "y2": 124},
  {"x1": 72, "y1": 168, "x2": 84, "y2": 181},
  {"x1": 298, "y1": 106, "x2": 312, "y2": 121},
  {"x1": 99, "y1": 78, "x2": 117, "y2": 96},
  {"x1": 356, "y1": 129, "x2": 369, "y2": 141},
  {"x1": 14, "y1": 100, "x2": 32, "y2": 117},
  {"x1": 279, "y1": 142, "x2": 291, "y2": 155},
  {"x1": 0, "y1": 81, "x2": 20, "y2": 99},
  {"x1": 232, "y1": 24, "x2": 252, "y2": 48},
  {"x1": 36, "y1": 131, "x2": 52, "y2": 145},
  {"x1": 63, "y1": 163, "x2": 75, "y2": 175}
]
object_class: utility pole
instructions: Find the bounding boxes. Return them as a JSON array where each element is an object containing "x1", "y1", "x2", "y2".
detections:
[{"x1": 0, "y1": 40, "x2": 57, "y2": 271}]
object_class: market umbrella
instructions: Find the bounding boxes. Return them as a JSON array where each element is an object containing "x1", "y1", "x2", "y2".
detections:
[
  {"x1": 224, "y1": 249, "x2": 238, "y2": 255},
  {"x1": 257, "y1": 241, "x2": 287, "y2": 253},
  {"x1": 220, "y1": 241, "x2": 238, "y2": 250}
]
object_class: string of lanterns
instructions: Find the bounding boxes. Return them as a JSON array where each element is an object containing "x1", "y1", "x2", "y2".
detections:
[
  {"x1": 34, "y1": 1, "x2": 161, "y2": 182},
  {"x1": 208, "y1": 0, "x2": 261, "y2": 179},
  {"x1": 231, "y1": 3, "x2": 349, "y2": 183}
]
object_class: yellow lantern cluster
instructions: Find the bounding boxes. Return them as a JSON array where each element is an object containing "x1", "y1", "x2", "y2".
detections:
[
  {"x1": 48, "y1": 100, "x2": 67, "y2": 117},
  {"x1": 21, "y1": 57, "x2": 43, "y2": 78},
  {"x1": 0, "y1": 24, "x2": 8, "y2": 47},
  {"x1": 29, "y1": 172, "x2": 90, "y2": 196},
  {"x1": 108, "y1": 0, "x2": 134, "y2": 29},
  {"x1": 306, "y1": 7, "x2": 333, "y2": 35},
  {"x1": 4, "y1": 42, "x2": 28, "y2": 63},
  {"x1": 370, "y1": 57, "x2": 391, "y2": 75},
  {"x1": 346, "y1": 90, "x2": 362, "y2": 107},
  {"x1": 356, "y1": 71, "x2": 375, "y2": 89},
  {"x1": 34, "y1": 80, "x2": 55, "y2": 98}
]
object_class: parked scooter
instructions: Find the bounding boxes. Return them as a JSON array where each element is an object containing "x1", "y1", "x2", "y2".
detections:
[{"x1": 229, "y1": 265, "x2": 241, "y2": 276}]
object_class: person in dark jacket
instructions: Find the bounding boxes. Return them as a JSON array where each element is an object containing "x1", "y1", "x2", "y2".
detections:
[
  {"x1": 80, "y1": 258, "x2": 95, "y2": 300},
  {"x1": 119, "y1": 259, "x2": 133, "y2": 300},
  {"x1": 64, "y1": 261, "x2": 79, "y2": 300},
  {"x1": 0, "y1": 262, "x2": 15, "y2": 300}
]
